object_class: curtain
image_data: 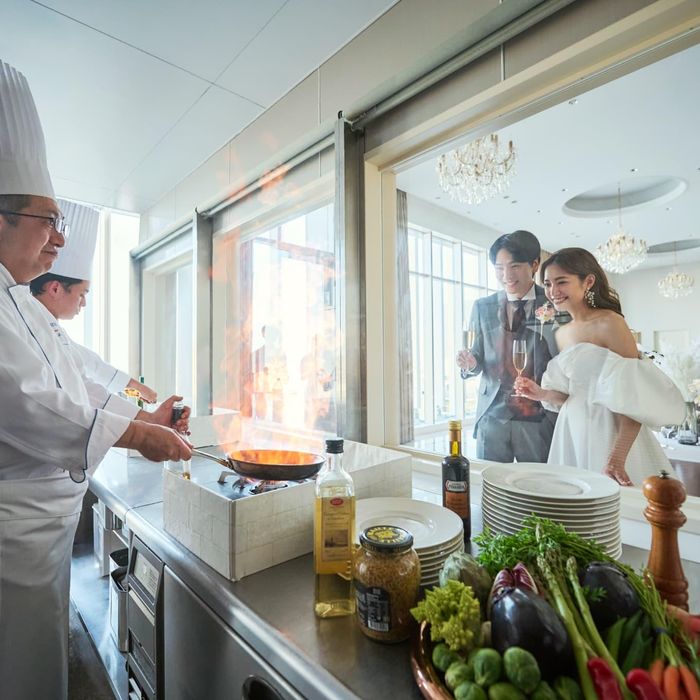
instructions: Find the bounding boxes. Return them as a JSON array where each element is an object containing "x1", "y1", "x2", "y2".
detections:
[
  {"x1": 396, "y1": 190, "x2": 414, "y2": 444},
  {"x1": 239, "y1": 239, "x2": 254, "y2": 417}
]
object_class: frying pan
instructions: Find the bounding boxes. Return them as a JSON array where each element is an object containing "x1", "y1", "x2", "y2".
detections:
[{"x1": 191, "y1": 447, "x2": 325, "y2": 481}]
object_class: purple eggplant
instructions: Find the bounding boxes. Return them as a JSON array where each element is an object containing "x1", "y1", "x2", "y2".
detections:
[
  {"x1": 491, "y1": 587, "x2": 573, "y2": 679},
  {"x1": 580, "y1": 562, "x2": 639, "y2": 630}
]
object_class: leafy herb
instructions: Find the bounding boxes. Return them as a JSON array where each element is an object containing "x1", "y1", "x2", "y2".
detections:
[
  {"x1": 582, "y1": 586, "x2": 607, "y2": 604},
  {"x1": 474, "y1": 515, "x2": 607, "y2": 576}
]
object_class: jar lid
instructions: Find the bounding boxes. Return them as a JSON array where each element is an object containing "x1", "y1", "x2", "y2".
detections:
[
  {"x1": 359, "y1": 525, "x2": 414, "y2": 553},
  {"x1": 325, "y1": 438, "x2": 344, "y2": 454}
]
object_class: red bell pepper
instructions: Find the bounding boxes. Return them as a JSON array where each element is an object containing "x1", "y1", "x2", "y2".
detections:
[
  {"x1": 626, "y1": 669, "x2": 665, "y2": 700},
  {"x1": 588, "y1": 657, "x2": 623, "y2": 700}
]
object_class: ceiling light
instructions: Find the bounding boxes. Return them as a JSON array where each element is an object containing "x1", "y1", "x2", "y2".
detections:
[
  {"x1": 568, "y1": 99, "x2": 578, "y2": 105},
  {"x1": 658, "y1": 243, "x2": 694, "y2": 298},
  {"x1": 594, "y1": 184, "x2": 647, "y2": 274},
  {"x1": 436, "y1": 133, "x2": 516, "y2": 205},
  {"x1": 630, "y1": 168, "x2": 638, "y2": 173}
]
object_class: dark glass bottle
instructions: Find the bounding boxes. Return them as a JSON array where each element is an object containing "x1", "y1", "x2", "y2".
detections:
[{"x1": 441, "y1": 420, "x2": 471, "y2": 542}]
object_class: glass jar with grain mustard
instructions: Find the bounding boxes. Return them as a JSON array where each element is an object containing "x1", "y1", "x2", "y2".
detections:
[{"x1": 353, "y1": 525, "x2": 421, "y2": 643}]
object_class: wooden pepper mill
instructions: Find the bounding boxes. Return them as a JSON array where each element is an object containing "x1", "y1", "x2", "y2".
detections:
[{"x1": 642, "y1": 470, "x2": 689, "y2": 610}]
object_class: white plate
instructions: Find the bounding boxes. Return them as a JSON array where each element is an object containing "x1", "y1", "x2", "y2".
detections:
[
  {"x1": 482, "y1": 513, "x2": 620, "y2": 546},
  {"x1": 481, "y1": 498, "x2": 620, "y2": 524},
  {"x1": 484, "y1": 511, "x2": 619, "y2": 539},
  {"x1": 415, "y1": 533, "x2": 465, "y2": 556},
  {"x1": 481, "y1": 496, "x2": 620, "y2": 520},
  {"x1": 482, "y1": 483, "x2": 620, "y2": 511},
  {"x1": 419, "y1": 543, "x2": 465, "y2": 565},
  {"x1": 482, "y1": 464, "x2": 619, "y2": 500},
  {"x1": 481, "y1": 499, "x2": 620, "y2": 531},
  {"x1": 355, "y1": 497, "x2": 463, "y2": 550}
]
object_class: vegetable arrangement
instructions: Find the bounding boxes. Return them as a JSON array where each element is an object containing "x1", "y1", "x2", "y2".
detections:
[{"x1": 411, "y1": 516, "x2": 699, "y2": 700}]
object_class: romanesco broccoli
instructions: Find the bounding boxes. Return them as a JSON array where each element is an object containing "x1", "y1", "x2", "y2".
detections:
[{"x1": 411, "y1": 579, "x2": 482, "y2": 654}]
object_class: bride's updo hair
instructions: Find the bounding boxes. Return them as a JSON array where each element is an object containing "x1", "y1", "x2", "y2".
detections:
[{"x1": 541, "y1": 247, "x2": 623, "y2": 316}]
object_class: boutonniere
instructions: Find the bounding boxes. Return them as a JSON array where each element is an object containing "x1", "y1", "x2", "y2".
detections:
[{"x1": 534, "y1": 302, "x2": 556, "y2": 338}]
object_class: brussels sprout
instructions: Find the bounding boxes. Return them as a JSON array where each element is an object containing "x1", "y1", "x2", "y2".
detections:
[
  {"x1": 502, "y1": 646, "x2": 541, "y2": 694},
  {"x1": 446, "y1": 661, "x2": 474, "y2": 691},
  {"x1": 487, "y1": 682, "x2": 527, "y2": 700},
  {"x1": 473, "y1": 648, "x2": 502, "y2": 688},
  {"x1": 455, "y1": 681, "x2": 488, "y2": 700},
  {"x1": 432, "y1": 642, "x2": 461, "y2": 673},
  {"x1": 531, "y1": 681, "x2": 558, "y2": 700}
]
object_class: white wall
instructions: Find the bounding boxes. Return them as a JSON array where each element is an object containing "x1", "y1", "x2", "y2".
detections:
[
  {"x1": 406, "y1": 194, "x2": 499, "y2": 248},
  {"x1": 611, "y1": 261, "x2": 700, "y2": 350}
]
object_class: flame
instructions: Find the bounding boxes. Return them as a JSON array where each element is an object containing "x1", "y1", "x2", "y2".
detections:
[
  {"x1": 209, "y1": 184, "x2": 338, "y2": 449},
  {"x1": 228, "y1": 449, "x2": 322, "y2": 466}
]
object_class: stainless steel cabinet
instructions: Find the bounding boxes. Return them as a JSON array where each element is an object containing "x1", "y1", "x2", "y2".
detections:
[{"x1": 163, "y1": 569, "x2": 303, "y2": 700}]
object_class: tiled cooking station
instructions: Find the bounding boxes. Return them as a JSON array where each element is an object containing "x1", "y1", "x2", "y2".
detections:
[{"x1": 163, "y1": 439, "x2": 412, "y2": 580}]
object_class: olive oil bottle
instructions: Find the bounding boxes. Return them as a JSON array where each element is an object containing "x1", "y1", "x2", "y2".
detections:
[
  {"x1": 442, "y1": 420, "x2": 471, "y2": 542},
  {"x1": 314, "y1": 438, "x2": 356, "y2": 618}
]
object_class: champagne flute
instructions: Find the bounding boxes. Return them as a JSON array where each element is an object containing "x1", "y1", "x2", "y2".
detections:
[
  {"x1": 463, "y1": 322, "x2": 477, "y2": 352},
  {"x1": 511, "y1": 339, "x2": 527, "y2": 397}
]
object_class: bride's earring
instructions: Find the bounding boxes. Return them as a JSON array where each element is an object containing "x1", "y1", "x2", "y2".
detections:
[{"x1": 585, "y1": 288, "x2": 596, "y2": 307}]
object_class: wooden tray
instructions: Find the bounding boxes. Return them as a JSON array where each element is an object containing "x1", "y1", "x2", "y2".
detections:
[{"x1": 410, "y1": 621, "x2": 452, "y2": 700}]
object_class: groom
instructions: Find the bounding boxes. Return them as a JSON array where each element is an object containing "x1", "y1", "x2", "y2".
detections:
[{"x1": 457, "y1": 230, "x2": 559, "y2": 462}]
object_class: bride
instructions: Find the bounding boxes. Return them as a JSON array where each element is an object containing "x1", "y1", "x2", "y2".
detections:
[{"x1": 514, "y1": 247, "x2": 685, "y2": 486}]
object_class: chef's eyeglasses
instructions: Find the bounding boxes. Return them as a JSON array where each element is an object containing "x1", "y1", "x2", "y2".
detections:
[{"x1": 0, "y1": 209, "x2": 70, "y2": 237}]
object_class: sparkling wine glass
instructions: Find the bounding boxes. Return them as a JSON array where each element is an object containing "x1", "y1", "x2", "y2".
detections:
[
  {"x1": 462, "y1": 322, "x2": 477, "y2": 352},
  {"x1": 511, "y1": 339, "x2": 527, "y2": 397}
]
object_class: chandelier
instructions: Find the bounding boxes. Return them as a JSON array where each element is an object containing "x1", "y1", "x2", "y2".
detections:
[
  {"x1": 436, "y1": 133, "x2": 516, "y2": 205},
  {"x1": 594, "y1": 185, "x2": 647, "y2": 274},
  {"x1": 658, "y1": 243, "x2": 694, "y2": 298}
]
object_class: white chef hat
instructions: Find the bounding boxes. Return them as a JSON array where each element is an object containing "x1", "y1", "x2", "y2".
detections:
[
  {"x1": 52, "y1": 199, "x2": 100, "y2": 280},
  {"x1": 0, "y1": 60, "x2": 55, "y2": 198}
]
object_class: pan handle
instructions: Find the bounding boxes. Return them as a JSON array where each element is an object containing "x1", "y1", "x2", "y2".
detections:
[{"x1": 191, "y1": 448, "x2": 233, "y2": 470}]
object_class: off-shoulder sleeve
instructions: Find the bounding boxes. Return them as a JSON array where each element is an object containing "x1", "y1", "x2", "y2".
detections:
[
  {"x1": 540, "y1": 358, "x2": 570, "y2": 412},
  {"x1": 592, "y1": 354, "x2": 686, "y2": 428}
]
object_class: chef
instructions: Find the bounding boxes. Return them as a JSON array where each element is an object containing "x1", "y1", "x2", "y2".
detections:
[
  {"x1": 0, "y1": 60, "x2": 192, "y2": 700},
  {"x1": 29, "y1": 198, "x2": 158, "y2": 403}
]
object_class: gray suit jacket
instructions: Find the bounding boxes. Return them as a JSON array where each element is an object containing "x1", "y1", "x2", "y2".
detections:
[{"x1": 462, "y1": 285, "x2": 560, "y2": 437}]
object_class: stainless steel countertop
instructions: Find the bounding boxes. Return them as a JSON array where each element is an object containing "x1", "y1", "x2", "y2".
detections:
[{"x1": 90, "y1": 451, "x2": 421, "y2": 700}]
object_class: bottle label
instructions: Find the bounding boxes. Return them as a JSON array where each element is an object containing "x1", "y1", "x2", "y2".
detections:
[
  {"x1": 354, "y1": 581, "x2": 391, "y2": 633},
  {"x1": 444, "y1": 481, "x2": 470, "y2": 519},
  {"x1": 320, "y1": 497, "x2": 353, "y2": 562}
]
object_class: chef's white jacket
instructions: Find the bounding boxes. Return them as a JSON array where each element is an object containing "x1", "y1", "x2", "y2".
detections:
[{"x1": 0, "y1": 261, "x2": 137, "y2": 700}]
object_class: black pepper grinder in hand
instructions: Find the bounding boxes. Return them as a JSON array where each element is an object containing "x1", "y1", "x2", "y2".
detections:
[{"x1": 171, "y1": 401, "x2": 190, "y2": 479}]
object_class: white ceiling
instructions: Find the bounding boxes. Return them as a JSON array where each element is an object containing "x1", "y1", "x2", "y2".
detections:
[
  {"x1": 1, "y1": 0, "x2": 397, "y2": 212},
  {"x1": 396, "y1": 42, "x2": 700, "y2": 271}
]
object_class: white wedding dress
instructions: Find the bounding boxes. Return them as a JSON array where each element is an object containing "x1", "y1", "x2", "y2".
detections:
[{"x1": 541, "y1": 343, "x2": 686, "y2": 485}]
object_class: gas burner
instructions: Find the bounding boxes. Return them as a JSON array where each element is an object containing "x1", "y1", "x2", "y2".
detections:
[
  {"x1": 249, "y1": 480, "x2": 288, "y2": 495},
  {"x1": 216, "y1": 470, "x2": 308, "y2": 499}
]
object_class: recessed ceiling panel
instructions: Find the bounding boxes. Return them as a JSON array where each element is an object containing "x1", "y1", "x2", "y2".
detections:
[
  {"x1": 35, "y1": 0, "x2": 286, "y2": 84},
  {"x1": 115, "y1": 85, "x2": 262, "y2": 206},
  {"x1": 217, "y1": 0, "x2": 398, "y2": 107},
  {"x1": 2, "y1": 0, "x2": 208, "y2": 191}
]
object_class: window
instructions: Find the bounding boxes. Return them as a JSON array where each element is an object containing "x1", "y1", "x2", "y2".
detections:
[
  {"x1": 213, "y1": 202, "x2": 337, "y2": 435},
  {"x1": 61, "y1": 208, "x2": 139, "y2": 374},
  {"x1": 140, "y1": 229, "x2": 194, "y2": 406},
  {"x1": 408, "y1": 224, "x2": 497, "y2": 438}
]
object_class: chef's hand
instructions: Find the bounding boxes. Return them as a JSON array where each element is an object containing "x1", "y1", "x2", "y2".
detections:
[
  {"x1": 138, "y1": 395, "x2": 191, "y2": 434},
  {"x1": 116, "y1": 422, "x2": 192, "y2": 462},
  {"x1": 456, "y1": 350, "x2": 477, "y2": 371},
  {"x1": 126, "y1": 378, "x2": 157, "y2": 404},
  {"x1": 513, "y1": 376, "x2": 544, "y2": 401}
]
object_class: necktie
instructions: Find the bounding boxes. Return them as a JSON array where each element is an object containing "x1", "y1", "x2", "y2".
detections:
[{"x1": 511, "y1": 300, "x2": 526, "y2": 333}]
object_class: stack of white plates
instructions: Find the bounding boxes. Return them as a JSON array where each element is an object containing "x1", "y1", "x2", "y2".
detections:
[
  {"x1": 355, "y1": 497, "x2": 464, "y2": 587},
  {"x1": 481, "y1": 464, "x2": 622, "y2": 559}
]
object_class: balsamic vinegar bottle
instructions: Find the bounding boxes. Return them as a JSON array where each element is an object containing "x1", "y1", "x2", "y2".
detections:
[{"x1": 442, "y1": 420, "x2": 471, "y2": 542}]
